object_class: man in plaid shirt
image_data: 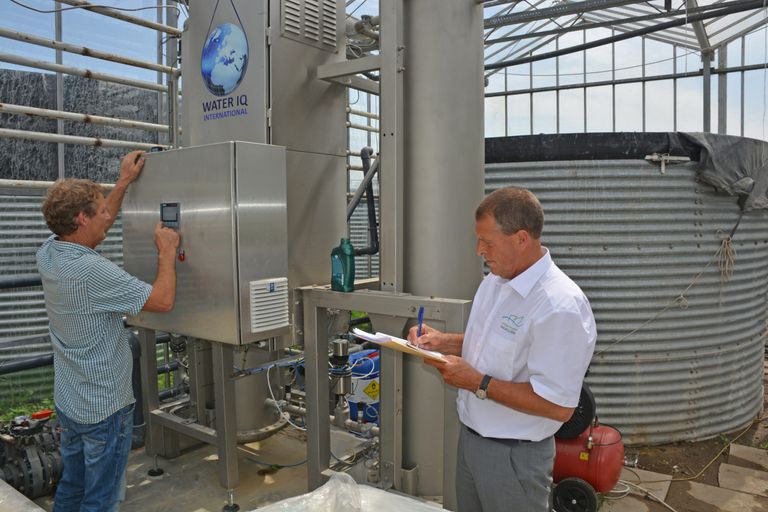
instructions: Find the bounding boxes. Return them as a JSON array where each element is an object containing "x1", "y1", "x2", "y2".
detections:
[{"x1": 37, "y1": 150, "x2": 180, "y2": 512}]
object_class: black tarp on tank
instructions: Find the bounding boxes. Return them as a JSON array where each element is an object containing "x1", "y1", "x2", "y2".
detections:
[{"x1": 485, "y1": 133, "x2": 768, "y2": 211}]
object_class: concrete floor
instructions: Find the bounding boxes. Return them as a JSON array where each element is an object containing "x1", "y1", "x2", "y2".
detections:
[
  {"x1": 33, "y1": 429, "x2": 312, "y2": 512},
  {"x1": 21, "y1": 429, "x2": 768, "y2": 512}
]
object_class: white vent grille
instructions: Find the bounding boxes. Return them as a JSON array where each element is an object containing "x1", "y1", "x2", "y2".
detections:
[
  {"x1": 305, "y1": 0, "x2": 320, "y2": 41},
  {"x1": 321, "y1": 0, "x2": 337, "y2": 47},
  {"x1": 249, "y1": 277, "x2": 289, "y2": 334},
  {"x1": 284, "y1": 0, "x2": 301, "y2": 36},
  {"x1": 281, "y1": 0, "x2": 337, "y2": 50}
]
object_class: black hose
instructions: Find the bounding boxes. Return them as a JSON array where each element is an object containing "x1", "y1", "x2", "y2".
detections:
[
  {"x1": 0, "y1": 275, "x2": 42, "y2": 290},
  {"x1": 352, "y1": 146, "x2": 380, "y2": 257},
  {"x1": 156, "y1": 360, "x2": 180, "y2": 374},
  {"x1": 159, "y1": 385, "x2": 188, "y2": 401},
  {"x1": 349, "y1": 316, "x2": 372, "y2": 327},
  {"x1": 0, "y1": 353, "x2": 53, "y2": 376}
]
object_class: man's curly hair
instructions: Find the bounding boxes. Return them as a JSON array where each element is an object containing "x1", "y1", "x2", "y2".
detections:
[{"x1": 41, "y1": 179, "x2": 104, "y2": 236}]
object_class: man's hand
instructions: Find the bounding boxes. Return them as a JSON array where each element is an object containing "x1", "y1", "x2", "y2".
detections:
[
  {"x1": 407, "y1": 323, "x2": 464, "y2": 356},
  {"x1": 407, "y1": 323, "x2": 442, "y2": 350},
  {"x1": 154, "y1": 222, "x2": 180, "y2": 256},
  {"x1": 118, "y1": 150, "x2": 146, "y2": 185},
  {"x1": 105, "y1": 150, "x2": 147, "y2": 226},
  {"x1": 144, "y1": 223, "x2": 180, "y2": 313},
  {"x1": 425, "y1": 355, "x2": 482, "y2": 392}
]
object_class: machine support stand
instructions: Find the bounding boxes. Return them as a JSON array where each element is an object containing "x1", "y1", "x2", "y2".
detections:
[
  {"x1": 301, "y1": 286, "x2": 470, "y2": 506},
  {"x1": 212, "y1": 343, "x2": 239, "y2": 489},
  {"x1": 137, "y1": 329, "x2": 240, "y2": 491},
  {"x1": 147, "y1": 454, "x2": 164, "y2": 477},
  {"x1": 221, "y1": 489, "x2": 240, "y2": 512}
]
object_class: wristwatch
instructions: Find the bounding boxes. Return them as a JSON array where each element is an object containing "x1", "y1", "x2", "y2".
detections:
[{"x1": 475, "y1": 374, "x2": 492, "y2": 400}]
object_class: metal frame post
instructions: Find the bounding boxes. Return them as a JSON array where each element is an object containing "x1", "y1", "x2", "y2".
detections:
[
  {"x1": 301, "y1": 287, "x2": 471, "y2": 509},
  {"x1": 702, "y1": 50, "x2": 712, "y2": 132},
  {"x1": 212, "y1": 343, "x2": 239, "y2": 489},
  {"x1": 188, "y1": 339, "x2": 212, "y2": 426},
  {"x1": 138, "y1": 328, "x2": 160, "y2": 455},
  {"x1": 303, "y1": 294, "x2": 331, "y2": 490},
  {"x1": 379, "y1": 0, "x2": 405, "y2": 292},
  {"x1": 717, "y1": 45, "x2": 728, "y2": 134}
]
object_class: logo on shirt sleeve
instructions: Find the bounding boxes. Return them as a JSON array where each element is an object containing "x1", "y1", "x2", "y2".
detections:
[{"x1": 500, "y1": 314, "x2": 525, "y2": 334}]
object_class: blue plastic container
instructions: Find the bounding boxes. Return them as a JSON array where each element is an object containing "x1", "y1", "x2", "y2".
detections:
[{"x1": 348, "y1": 349, "x2": 380, "y2": 425}]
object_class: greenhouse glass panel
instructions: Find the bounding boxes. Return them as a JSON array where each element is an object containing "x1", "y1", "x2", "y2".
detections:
[
  {"x1": 559, "y1": 88, "x2": 584, "y2": 133},
  {"x1": 507, "y1": 94, "x2": 531, "y2": 136},
  {"x1": 532, "y1": 91, "x2": 557, "y2": 134},
  {"x1": 615, "y1": 83, "x2": 643, "y2": 132},
  {"x1": 586, "y1": 85, "x2": 612, "y2": 132},
  {"x1": 743, "y1": 70, "x2": 767, "y2": 140},
  {"x1": 676, "y1": 76, "x2": 703, "y2": 132},
  {"x1": 485, "y1": 96, "x2": 506, "y2": 137},
  {"x1": 645, "y1": 80, "x2": 674, "y2": 132}
]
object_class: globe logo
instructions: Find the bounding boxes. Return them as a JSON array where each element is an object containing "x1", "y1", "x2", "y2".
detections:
[{"x1": 201, "y1": 23, "x2": 249, "y2": 96}]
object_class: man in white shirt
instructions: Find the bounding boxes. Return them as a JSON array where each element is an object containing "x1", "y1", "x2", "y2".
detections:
[{"x1": 408, "y1": 187, "x2": 596, "y2": 512}]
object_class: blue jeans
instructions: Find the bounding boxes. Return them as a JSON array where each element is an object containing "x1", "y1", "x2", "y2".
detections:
[{"x1": 54, "y1": 403, "x2": 134, "y2": 512}]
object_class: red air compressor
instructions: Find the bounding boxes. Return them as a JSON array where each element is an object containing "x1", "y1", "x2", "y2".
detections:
[{"x1": 552, "y1": 385, "x2": 624, "y2": 512}]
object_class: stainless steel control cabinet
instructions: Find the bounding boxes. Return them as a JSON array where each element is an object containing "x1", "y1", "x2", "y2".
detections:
[{"x1": 122, "y1": 141, "x2": 289, "y2": 345}]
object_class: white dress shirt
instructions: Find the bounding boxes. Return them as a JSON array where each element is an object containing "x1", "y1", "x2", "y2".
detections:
[{"x1": 457, "y1": 249, "x2": 596, "y2": 441}]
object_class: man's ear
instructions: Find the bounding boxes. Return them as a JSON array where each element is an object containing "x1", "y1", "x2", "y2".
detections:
[{"x1": 74, "y1": 211, "x2": 88, "y2": 228}]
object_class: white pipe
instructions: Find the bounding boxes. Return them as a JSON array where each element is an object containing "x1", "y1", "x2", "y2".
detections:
[
  {"x1": 55, "y1": 0, "x2": 182, "y2": 37},
  {"x1": 346, "y1": 107, "x2": 380, "y2": 120},
  {"x1": 168, "y1": 73, "x2": 180, "y2": 148},
  {"x1": 0, "y1": 27, "x2": 176, "y2": 75},
  {"x1": 346, "y1": 122, "x2": 379, "y2": 133},
  {"x1": 0, "y1": 103, "x2": 168, "y2": 133},
  {"x1": 0, "y1": 52, "x2": 167, "y2": 93},
  {"x1": 266, "y1": 399, "x2": 380, "y2": 437},
  {"x1": 0, "y1": 128, "x2": 167, "y2": 150},
  {"x1": 0, "y1": 179, "x2": 114, "y2": 190}
]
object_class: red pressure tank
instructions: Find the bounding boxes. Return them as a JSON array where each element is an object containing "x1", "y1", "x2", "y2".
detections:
[{"x1": 553, "y1": 424, "x2": 624, "y2": 493}]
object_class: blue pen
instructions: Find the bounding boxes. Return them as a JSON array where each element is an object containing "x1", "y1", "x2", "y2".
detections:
[{"x1": 417, "y1": 306, "x2": 425, "y2": 337}]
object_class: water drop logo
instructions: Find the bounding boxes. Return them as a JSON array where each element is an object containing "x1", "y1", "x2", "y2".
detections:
[{"x1": 201, "y1": 22, "x2": 249, "y2": 96}]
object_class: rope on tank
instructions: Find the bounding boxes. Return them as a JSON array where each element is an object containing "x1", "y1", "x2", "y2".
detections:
[{"x1": 594, "y1": 211, "x2": 745, "y2": 358}]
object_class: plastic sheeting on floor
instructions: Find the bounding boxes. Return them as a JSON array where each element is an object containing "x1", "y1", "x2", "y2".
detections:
[{"x1": 251, "y1": 472, "x2": 441, "y2": 512}]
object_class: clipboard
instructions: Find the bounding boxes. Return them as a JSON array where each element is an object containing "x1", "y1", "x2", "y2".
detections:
[{"x1": 351, "y1": 328, "x2": 447, "y2": 363}]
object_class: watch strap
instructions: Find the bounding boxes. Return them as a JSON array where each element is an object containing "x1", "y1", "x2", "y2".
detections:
[{"x1": 479, "y1": 374, "x2": 492, "y2": 392}]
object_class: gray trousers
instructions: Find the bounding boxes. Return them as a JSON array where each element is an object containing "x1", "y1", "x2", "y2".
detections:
[{"x1": 456, "y1": 424, "x2": 555, "y2": 512}]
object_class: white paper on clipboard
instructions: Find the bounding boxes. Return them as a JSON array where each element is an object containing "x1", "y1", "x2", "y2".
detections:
[{"x1": 351, "y1": 328, "x2": 447, "y2": 363}]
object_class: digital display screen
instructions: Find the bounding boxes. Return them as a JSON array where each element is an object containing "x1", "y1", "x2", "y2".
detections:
[{"x1": 161, "y1": 203, "x2": 179, "y2": 223}]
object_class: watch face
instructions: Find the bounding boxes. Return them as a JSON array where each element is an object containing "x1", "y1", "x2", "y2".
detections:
[{"x1": 475, "y1": 389, "x2": 487, "y2": 400}]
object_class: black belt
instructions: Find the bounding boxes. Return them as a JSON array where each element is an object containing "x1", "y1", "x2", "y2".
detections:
[{"x1": 464, "y1": 424, "x2": 532, "y2": 443}]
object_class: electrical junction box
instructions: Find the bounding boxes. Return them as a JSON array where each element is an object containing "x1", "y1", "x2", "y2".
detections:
[{"x1": 122, "y1": 141, "x2": 289, "y2": 345}]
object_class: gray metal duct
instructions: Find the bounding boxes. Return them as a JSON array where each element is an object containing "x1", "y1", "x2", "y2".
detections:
[
  {"x1": 401, "y1": 1, "x2": 485, "y2": 497},
  {"x1": 485, "y1": 158, "x2": 767, "y2": 445}
]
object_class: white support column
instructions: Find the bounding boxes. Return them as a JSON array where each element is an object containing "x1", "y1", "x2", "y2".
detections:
[
  {"x1": 717, "y1": 46, "x2": 728, "y2": 134},
  {"x1": 702, "y1": 50, "x2": 712, "y2": 132}
]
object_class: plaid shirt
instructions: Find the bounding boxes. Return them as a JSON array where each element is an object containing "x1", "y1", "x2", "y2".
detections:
[{"x1": 37, "y1": 236, "x2": 152, "y2": 424}]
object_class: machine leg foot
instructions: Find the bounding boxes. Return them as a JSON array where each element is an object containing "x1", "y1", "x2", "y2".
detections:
[
  {"x1": 222, "y1": 489, "x2": 239, "y2": 512},
  {"x1": 148, "y1": 455, "x2": 164, "y2": 477}
]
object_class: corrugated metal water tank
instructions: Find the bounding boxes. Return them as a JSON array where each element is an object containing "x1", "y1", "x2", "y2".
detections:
[{"x1": 485, "y1": 133, "x2": 768, "y2": 445}]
